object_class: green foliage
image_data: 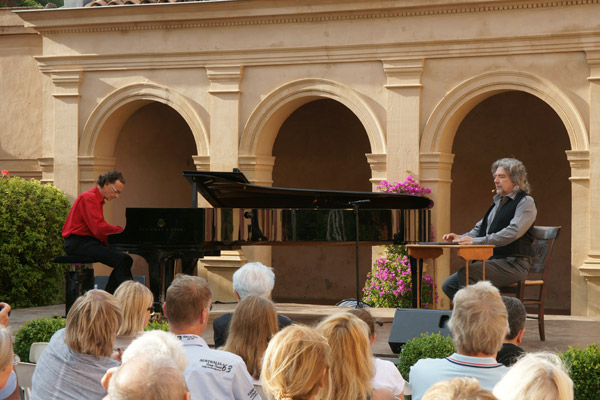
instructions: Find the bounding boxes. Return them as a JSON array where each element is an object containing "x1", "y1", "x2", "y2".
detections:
[
  {"x1": 397, "y1": 332, "x2": 455, "y2": 381},
  {"x1": 145, "y1": 319, "x2": 169, "y2": 332},
  {"x1": 14, "y1": 317, "x2": 65, "y2": 362},
  {"x1": 560, "y1": 344, "x2": 600, "y2": 400},
  {"x1": 0, "y1": 175, "x2": 72, "y2": 307}
]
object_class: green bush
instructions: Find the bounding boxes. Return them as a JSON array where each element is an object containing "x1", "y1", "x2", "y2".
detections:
[
  {"x1": 397, "y1": 332, "x2": 455, "y2": 381},
  {"x1": 0, "y1": 174, "x2": 71, "y2": 307},
  {"x1": 560, "y1": 344, "x2": 600, "y2": 400},
  {"x1": 145, "y1": 319, "x2": 169, "y2": 332},
  {"x1": 14, "y1": 316, "x2": 65, "y2": 362}
]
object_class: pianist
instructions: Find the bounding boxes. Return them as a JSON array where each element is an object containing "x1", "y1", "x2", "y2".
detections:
[
  {"x1": 62, "y1": 170, "x2": 133, "y2": 294},
  {"x1": 441, "y1": 158, "x2": 537, "y2": 300}
]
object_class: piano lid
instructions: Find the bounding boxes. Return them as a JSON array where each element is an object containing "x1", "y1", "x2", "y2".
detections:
[{"x1": 183, "y1": 170, "x2": 433, "y2": 210}]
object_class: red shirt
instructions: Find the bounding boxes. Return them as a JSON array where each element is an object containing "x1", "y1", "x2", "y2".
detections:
[{"x1": 62, "y1": 186, "x2": 123, "y2": 245}]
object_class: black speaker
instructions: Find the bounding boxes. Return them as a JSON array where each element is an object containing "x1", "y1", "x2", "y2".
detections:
[{"x1": 388, "y1": 308, "x2": 452, "y2": 353}]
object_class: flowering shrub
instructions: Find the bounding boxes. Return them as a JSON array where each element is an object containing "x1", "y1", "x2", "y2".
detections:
[{"x1": 362, "y1": 175, "x2": 436, "y2": 308}]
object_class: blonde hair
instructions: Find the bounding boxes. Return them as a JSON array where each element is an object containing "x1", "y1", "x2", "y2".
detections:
[
  {"x1": 492, "y1": 353, "x2": 573, "y2": 400},
  {"x1": 262, "y1": 325, "x2": 330, "y2": 400},
  {"x1": 449, "y1": 281, "x2": 508, "y2": 355},
  {"x1": 165, "y1": 274, "x2": 211, "y2": 330},
  {"x1": 315, "y1": 313, "x2": 374, "y2": 400},
  {"x1": 224, "y1": 295, "x2": 279, "y2": 379},
  {"x1": 65, "y1": 289, "x2": 122, "y2": 357},
  {"x1": 0, "y1": 326, "x2": 13, "y2": 371},
  {"x1": 423, "y1": 377, "x2": 498, "y2": 400},
  {"x1": 114, "y1": 280, "x2": 154, "y2": 336}
]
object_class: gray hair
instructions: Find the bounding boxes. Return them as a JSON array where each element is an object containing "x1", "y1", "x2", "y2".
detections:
[
  {"x1": 232, "y1": 262, "x2": 275, "y2": 299},
  {"x1": 448, "y1": 281, "x2": 509, "y2": 356},
  {"x1": 491, "y1": 158, "x2": 531, "y2": 194},
  {"x1": 108, "y1": 354, "x2": 188, "y2": 400},
  {"x1": 122, "y1": 330, "x2": 188, "y2": 372},
  {"x1": 502, "y1": 296, "x2": 526, "y2": 340},
  {"x1": 0, "y1": 326, "x2": 13, "y2": 370}
]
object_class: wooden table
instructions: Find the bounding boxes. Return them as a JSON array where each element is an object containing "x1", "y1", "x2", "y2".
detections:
[{"x1": 405, "y1": 244, "x2": 495, "y2": 308}]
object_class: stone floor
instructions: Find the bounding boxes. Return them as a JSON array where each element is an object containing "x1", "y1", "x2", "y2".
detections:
[{"x1": 9, "y1": 302, "x2": 600, "y2": 359}]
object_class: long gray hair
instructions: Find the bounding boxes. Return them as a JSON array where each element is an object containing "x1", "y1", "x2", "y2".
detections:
[
  {"x1": 492, "y1": 158, "x2": 531, "y2": 194},
  {"x1": 0, "y1": 326, "x2": 13, "y2": 371}
]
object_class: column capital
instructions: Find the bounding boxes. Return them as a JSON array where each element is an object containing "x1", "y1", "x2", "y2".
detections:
[
  {"x1": 419, "y1": 152, "x2": 455, "y2": 185},
  {"x1": 78, "y1": 156, "x2": 116, "y2": 189},
  {"x1": 365, "y1": 153, "x2": 387, "y2": 188},
  {"x1": 192, "y1": 155, "x2": 211, "y2": 172},
  {"x1": 38, "y1": 157, "x2": 54, "y2": 184},
  {"x1": 382, "y1": 58, "x2": 424, "y2": 89},
  {"x1": 51, "y1": 70, "x2": 82, "y2": 98},
  {"x1": 238, "y1": 155, "x2": 275, "y2": 186},
  {"x1": 566, "y1": 149, "x2": 590, "y2": 182},
  {"x1": 206, "y1": 65, "x2": 243, "y2": 94}
]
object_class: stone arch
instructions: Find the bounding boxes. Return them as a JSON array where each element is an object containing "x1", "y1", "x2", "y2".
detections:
[
  {"x1": 240, "y1": 78, "x2": 385, "y2": 157},
  {"x1": 421, "y1": 71, "x2": 588, "y2": 154},
  {"x1": 80, "y1": 82, "x2": 208, "y2": 157}
]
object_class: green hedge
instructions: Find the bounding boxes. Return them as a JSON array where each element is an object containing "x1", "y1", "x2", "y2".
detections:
[
  {"x1": 396, "y1": 332, "x2": 455, "y2": 381},
  {"x1": 560, "y1": 344, "x2": 600, "y2": 400},
  {"x1": 14, "y1": 316, "x2": 66, "y2": 362},
  {"x1": 0, "y1": 175, "x2": 71, "y2": 307}
]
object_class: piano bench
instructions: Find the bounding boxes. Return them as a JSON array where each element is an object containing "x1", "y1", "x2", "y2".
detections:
[{"x1": 53, "y1": 256, "x2": 96, "y2": 316}]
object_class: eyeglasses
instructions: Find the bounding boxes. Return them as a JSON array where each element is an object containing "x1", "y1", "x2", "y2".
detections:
[{"x1": 110, "y1": 184, "x2": 122, "y2": 195}]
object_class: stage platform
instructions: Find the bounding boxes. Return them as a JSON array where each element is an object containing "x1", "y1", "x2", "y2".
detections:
[{"x1": 9, "y1": 303, "x2": 600, "y2": 359}]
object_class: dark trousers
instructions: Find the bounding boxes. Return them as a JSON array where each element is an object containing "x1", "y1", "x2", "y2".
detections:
[
  {"x1": 441, "y1": 257, "x2": 530, "y2": 300},
  {"x1": 64, "y1": 235, "x2": 133, "y2": 294}
]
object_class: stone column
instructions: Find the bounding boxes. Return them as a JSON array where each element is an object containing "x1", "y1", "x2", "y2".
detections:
[
  {"x1": 383, "y1": 59, "x2": 424, "y2": 182},
  {"x1": 51, "y1": 71, "x2": 81, "y2": 202},
  {"x1": 420, "y1": 152, "x2": 455, "y2": 310},
  {"x1": 366, "y1": 153, "x2": 387, "y2": 190},
  {"x1": 201, "y1": 65, "x2": 246, "y2": 301},
  {"x1": 577, "y1": 51, "x2": 600, "y2": 316}
]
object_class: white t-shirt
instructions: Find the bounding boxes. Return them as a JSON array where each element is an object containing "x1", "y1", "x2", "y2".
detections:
[{"x1": 372, "y1": 357, "x2": 406, "y2": 396}]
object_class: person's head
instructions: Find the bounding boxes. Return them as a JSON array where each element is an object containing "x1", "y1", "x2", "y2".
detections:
[
  {"x1": 502, "y1": 296, "x2": 526, "y2": 342},
  {"x1": 97, "y1": 170, "x2": 125, "y2": 201},
  {"x1": 423, "y1": 377, "x2": 498, "y2": 400},
  {"x1": 232, "y1": 262, "x2": 275, "y2": 300},
  {"x1": 224, "y1": 294, "x2": 279, "y2": 379},
  {"x1": 114, "y1": 280, "x2": 154, "y2": 336},
  {"x1": 491, "y1": 158, "x2": 530, "y2": 195},
  {"x1": 0, "y1": 326, "x2": 14, "y2": 390},
  {"x1": 347, "y1": 308, "x2": 376, "y2": 343},
  {"x1": 107, "y1": 354, "x2": 190, "y2": 400},
  {"x1": 315, "y1": 313, "x2": 374, "y2": 400},
  {"x1": 164, "y1": 274, "x2": 211, "y2": 333},
  {"x1": 262, "y1": 325, "x2": 330, "y2": 400},
  {"x1": 121, "y1": 330, "x2": 188, "y2": 372},
  {"x1": 493, "y1": 353, "x2": 573, "y2": 400},
  {"x1": 65, "y1": 289, "x2": 122, "y2": 357},
  {"x1": 449, "y1": 281, "x2": 508, "y2": 356}
]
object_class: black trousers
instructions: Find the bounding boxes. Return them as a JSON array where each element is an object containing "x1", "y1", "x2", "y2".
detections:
[{"x1": 64, "y1": 235, "x2": 133, "y2": 294}]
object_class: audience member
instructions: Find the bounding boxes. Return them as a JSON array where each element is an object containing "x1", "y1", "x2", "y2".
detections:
[
  {"x1": 224, "y1": 295, "x2": 279, "y2": 383},
  {"x1": 0, "y1": 303, "x2": 10, "y2": 327},
  {"x1": 496, "y1": 296, "x2": 526, "y2": 367},
  {"x1": 409, "y1": 281, "x2": 509, "y2": 400},
  {"x1": 261, "y1": 325, "x2": 330, "y2": 400},
  {"x1": 31, "y1": 290, "x2": 122, "y2": 400},
  {"x1": 164, "y1": 274, "x2": 259, "y2": 400},
  {"x1": 422, "y1": 377, "x2": 498, "y2": 400},
  {"x1": 113, "y1": 280, "x2": 154, "y2": 350},
  {"x1": 105, "y1": 354, "x2": 190, "y2": 400},
  {"x1": 0, "y1": 326, "x2": 19, "y2": 400},
  {"x1": 213, "y1": 262, "x2": 291, "y2": 348},
  {"x1": 493, "y1": 352, "x2": 573, "y2": 400},
  {"x1": 348, "y1": 308, "x2": 405, "y2": 399},
  {"x1": 316, "y1": 313, "x2": 395, "y2": 400}
]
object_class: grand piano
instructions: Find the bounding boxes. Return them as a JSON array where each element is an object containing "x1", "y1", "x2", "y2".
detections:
[{"x1": 108, "y1": 170, "x2": 433, "y2": 302}]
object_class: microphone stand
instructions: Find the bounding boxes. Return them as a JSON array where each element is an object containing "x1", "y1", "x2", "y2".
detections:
[{"x1": 349, "y1": 200, "x2": 370, "y2": 309}]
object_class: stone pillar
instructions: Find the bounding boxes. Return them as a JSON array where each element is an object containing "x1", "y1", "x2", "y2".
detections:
[
  {"x1": 420, "y1": 152, "x2": 455, "y2": 310},
  {"x1": 566, "y1": 150, "x2": 590, "y2": 315},
  {"x1": 51, "y1": 71, "x2": 81, "y2": 202},
  {"x1": 383, "y1": 59, "x2": 424, "y2": 182},
  {"x1": 577, "y1": 51, "x2": 600, "y2": 316},
  {"x1": 366, "y1": 153, "x2": 387, "y2": 190},
  {"x1": 201, "y1": 66, "x2": 246, "y2": 301}
]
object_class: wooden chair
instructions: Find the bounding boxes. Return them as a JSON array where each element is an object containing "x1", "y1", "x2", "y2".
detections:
[{"x1": 501, "y1": 225, "x2": 560, "y2": 341}]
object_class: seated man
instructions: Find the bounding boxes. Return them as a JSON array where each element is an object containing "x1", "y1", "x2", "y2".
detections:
[
  {"x1": 213, "y1": 262, "x2": 291, "y2": 348},
  {"x1": 496, "y1": 296, "x2": 526, "y2": 367},
  {"x1": 104, "y1": 354, "x2": 190, "y2": 400},
  {"x1": 62, "y1": 170, "x2": 133, "y2": 293},
  {"x1": 163, "y1": 274, "x2": 259, "y2": 400},
  {"x1": 442, "y1": 158, "x2": 537, "y2": 300},
  {"x1": 409, "y1": 281, "x2": 509, "y2": 400}
]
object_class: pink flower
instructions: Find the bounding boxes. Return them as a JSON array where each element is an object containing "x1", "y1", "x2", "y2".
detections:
[{"x1": 1, "y1": 170, "x2": 8, "y2": 175}]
